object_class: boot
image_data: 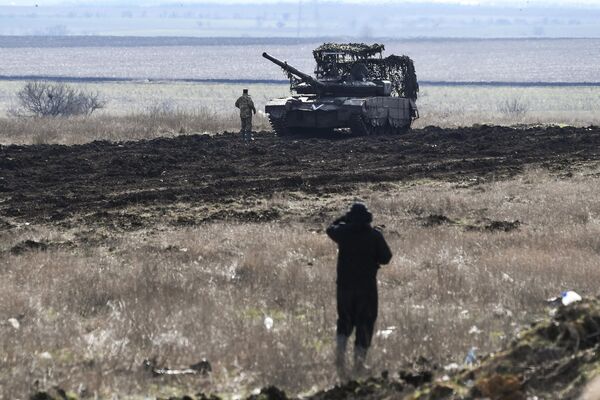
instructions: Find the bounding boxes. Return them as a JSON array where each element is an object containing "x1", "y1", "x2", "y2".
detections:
[
  {"x1": 353, "y1": 346, "x2": 368, "y2": 375},
  {"x1": 335, "y1": 335, "x2": 348, "y2": 377}
]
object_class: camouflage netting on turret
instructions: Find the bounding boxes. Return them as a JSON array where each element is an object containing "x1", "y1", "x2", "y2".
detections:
[
  {"x1": 312, "y1": 43, "x2": 419, "y2": 100},
  {"x1": 313, "y1": 42, "x2": 386, "y2": 59},
  {"x1": 376, "y1": 55, "x2": 419, "y2": 100}
]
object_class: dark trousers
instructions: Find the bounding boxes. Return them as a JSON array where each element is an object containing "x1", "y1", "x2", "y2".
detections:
[
  {"x1": 336, "y1": 286, "x2": 378, "y2": 349},
  {"x1": 240, "y1": 116, "x2": 252, "y2": 133}
]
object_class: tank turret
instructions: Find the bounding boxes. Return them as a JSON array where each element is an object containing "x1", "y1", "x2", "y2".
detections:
[{"x1": 263, "y1": 52, "x2": 390, "y2": 97}]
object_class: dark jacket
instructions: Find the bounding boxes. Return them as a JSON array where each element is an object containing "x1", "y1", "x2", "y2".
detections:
[{"x1": 326, "y1": 221, "x2": 392, "y2": 290}]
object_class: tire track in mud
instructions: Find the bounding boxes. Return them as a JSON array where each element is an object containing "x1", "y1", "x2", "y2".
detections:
[{"x1": 1, "y1": 125, "x2": 599, "y2": 228}]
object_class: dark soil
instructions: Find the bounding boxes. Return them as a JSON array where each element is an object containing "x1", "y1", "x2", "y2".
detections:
[
  {"x1": 1, "y1": 125, "x2": 600, "y2": 229},
  {"x1": 423, "y1": 214, "x2": 456, "y2": 227},
  {"x1": 10, "y1": 239, "x2": 48, "y2": 255}
]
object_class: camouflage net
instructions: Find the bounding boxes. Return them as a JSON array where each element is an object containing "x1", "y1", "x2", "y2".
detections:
[
  {"x1": 312, "y1": 43, "x2": 419, "y2": 100},
  {"x1": 313, "y1": 42, "x2": 385, "y2": 59},
  {"x1": 375, "y1": 55, "x2": 419, "y2": 100}
]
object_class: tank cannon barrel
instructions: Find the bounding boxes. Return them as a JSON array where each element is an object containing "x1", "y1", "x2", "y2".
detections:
[{"x1": 262, "y1": 52, "x2": 324, "y2": 89}]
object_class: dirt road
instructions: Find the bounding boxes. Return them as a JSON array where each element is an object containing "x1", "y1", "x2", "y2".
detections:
[{"x1": 1, "y1": 125, "x2": 599, "y2": 229}]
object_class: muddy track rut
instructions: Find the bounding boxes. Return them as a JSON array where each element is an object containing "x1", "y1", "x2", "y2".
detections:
[{"x1": 1, "y1": 125, "x2": 599, "y2": 228}]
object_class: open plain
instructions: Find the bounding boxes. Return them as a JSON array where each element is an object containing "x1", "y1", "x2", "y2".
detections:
[
  {"x1": 3, "y1": 35, "x2": 600, "y2": 399},
  {"x1": 3, "y1": 125, "x2": 600, "y2": 398}
]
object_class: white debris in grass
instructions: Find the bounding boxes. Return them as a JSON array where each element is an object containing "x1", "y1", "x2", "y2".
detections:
[
  {"x1": 443, "y1": 362, "x2": 460, "y2": 371},
  {"x1": 8, "y1": 318, "x2": 20, "y2": 329},
  {"x1": 562, "y1": 290, "x2": 582, "y2": 306},
  {"x1": 264, "y1": 316, "x2": 274, "y2": 330},
  {"x1": 468, "y1": 325, "x2": 482, "y2": 335},
  {"x1": 376, "y1": 326, "x2": 396, "y2": 339}
]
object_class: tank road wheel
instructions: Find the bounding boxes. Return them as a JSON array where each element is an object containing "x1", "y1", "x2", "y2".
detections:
[{"x1": 269, "y1": 113, "x2": 334, "y2": 136}]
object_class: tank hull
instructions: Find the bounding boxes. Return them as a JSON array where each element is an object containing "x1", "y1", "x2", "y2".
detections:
[{"x1": 265, "y1": 95, "x2": 417, "y2": 135}]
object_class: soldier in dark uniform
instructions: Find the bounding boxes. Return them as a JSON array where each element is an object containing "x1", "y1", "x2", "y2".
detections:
[
  {"x1": 326, "y1": 203, "x2": 392, "y2": 375},
  {"x1": 234, "y1": 88, "x2": 257, "y2": 142}
]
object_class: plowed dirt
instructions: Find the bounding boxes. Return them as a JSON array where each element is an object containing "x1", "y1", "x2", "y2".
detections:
[{"x1": 1, "y1": 125, "x2": 599, "y2": 229}]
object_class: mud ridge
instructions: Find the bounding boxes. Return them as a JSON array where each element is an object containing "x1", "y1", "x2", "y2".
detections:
[{"x1": 2, "y1": 125, "x2": 600, "y2": 228}]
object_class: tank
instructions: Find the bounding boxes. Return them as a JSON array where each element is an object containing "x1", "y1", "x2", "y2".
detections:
[{"x1": 263, "y1": 43, "x2": 419, "y2": 136}]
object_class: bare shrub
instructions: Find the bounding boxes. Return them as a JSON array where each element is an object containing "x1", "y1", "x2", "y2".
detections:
[
  {"x1": 14, "y1": 81, "x2": 106, "y2": 117},
  {"x1": 497, "y1": 98, "x2": 529, "y2": 118}
]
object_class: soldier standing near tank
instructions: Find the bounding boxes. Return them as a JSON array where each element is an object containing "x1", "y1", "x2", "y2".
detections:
[
  {"x1": 235, "y1": 88, "x2": 256, "y2": 142},
  {"x1": 326, "y1": 203, "x2": 392, "y2": 376}
]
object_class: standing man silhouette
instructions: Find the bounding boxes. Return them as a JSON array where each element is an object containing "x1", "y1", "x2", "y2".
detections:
[
  {"x1": 235, "y1": 88, "x2": 257, "y2": 142},
  {"x1": 326, "y1": 203, "x2": 392, "y2": 376}
]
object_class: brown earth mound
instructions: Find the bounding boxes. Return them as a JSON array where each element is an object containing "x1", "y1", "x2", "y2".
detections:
[
  {"x1": 413, "y1": 298, "x2": 600, "y2": 399},
  {"x1": 1, "y1": 125, "x2": 600, "y2": 229}
]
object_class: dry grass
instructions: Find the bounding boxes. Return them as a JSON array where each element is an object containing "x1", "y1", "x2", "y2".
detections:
[
  {"x1": 0, "y1": 109, "x2": 272, "y2": 145},
  {"x1": 1, "y1": 81, "x2": 600, "y2": 145},
  {"x1": 413, "y1": 85, "x2": 600, "y2": 128},
  {"x1": 3, "y1": 168, "x2": 600, "y2": 398},
  {"x1": 414, "y1": 86, "x2": 600, "y2": 128}
]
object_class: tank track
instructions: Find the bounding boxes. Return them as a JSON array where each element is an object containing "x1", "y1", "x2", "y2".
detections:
[
  {"x1": 269, "y1": 114, "x2": 334, "y2": 136},
  {"x1": 268, "y1": 114, "x2": 291, "y2": 136}
]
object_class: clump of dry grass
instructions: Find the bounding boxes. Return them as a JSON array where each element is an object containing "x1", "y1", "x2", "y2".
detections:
[
  {"x1": 3, "y1": 168, "x2": 600, "y2": 398},
  {"x1": 497, "y1": 97, "x2": 529, "y2": 119}
]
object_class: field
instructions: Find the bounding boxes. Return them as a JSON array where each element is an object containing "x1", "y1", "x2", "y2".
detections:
[
  {"x1": 2, "y1": 38, "x2": 600, "y2": 83},
  {"x1": 3, "y1": 36, "x2": 600, "y2": 399},
  {"x1": 2, "y1": 37, "x2": 600, "y2": 144},
  {"x1": 1, "y1": 81, "x2": 600, "y2": 145},
  {"x1": 3, "y1": 125, "x2": 600, "y2": 399}
]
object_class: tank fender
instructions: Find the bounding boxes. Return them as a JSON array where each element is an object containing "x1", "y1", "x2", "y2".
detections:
[
  {"x1": 266, "y1": 97, "x2": 289, "y2": 107},
  {"x1": 342, "y1": 98, "x2": 366, "y2": 107},
  {"x1": 337, "y1": 98, "x2": 366, "y2": 122},
  {"x1": 266, "y1": 106, "x2": 286, "y2": 119},
  {"x1": 265, "y1": 97, "x2": 288, "y2": 119}
]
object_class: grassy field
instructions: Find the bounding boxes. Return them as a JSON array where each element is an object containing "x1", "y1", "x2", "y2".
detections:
[
  {"x1": 3, "y1": 166, "x2": 600, "y2": 398},
  {"x1": 2, "y1": 39, "x2": 600, "y2": 83},
  {"x1": 1, "y1": 81, "x2": 599, "y2": 145},
  {"x1": 2, "y1": 76, "x2": 600, "y2": 398}
]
